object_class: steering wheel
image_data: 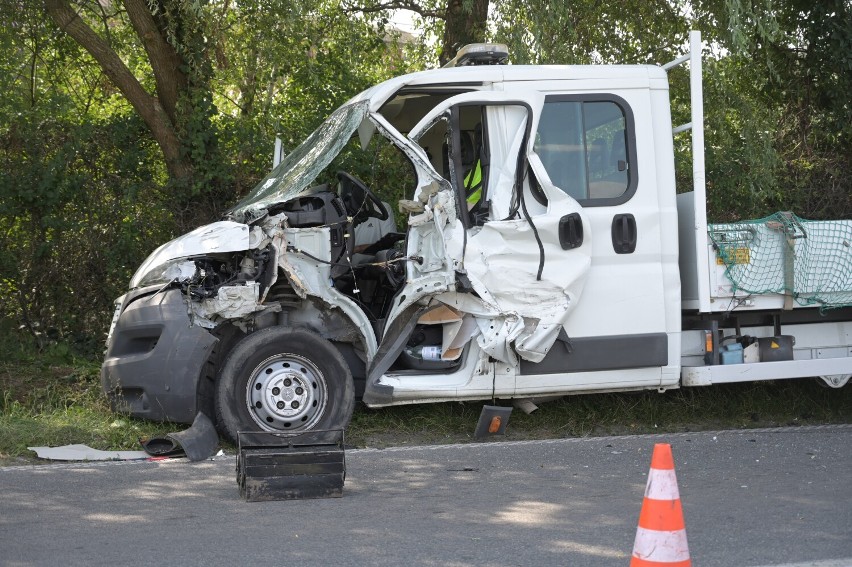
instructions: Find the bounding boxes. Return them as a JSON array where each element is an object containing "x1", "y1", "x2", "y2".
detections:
[{"x1": 337, "y1": 171, "x2": 389, "y2": 221}]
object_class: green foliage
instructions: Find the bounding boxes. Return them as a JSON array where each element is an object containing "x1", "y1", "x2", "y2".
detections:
[
  {"x1": 697, "y1": 57, "x2": 787, "y2": 219},
  {"x1": 0, "y1": 0, "x2": 403, "y2": 351},
  {"x1": 0, "y1": 109, "x2": 173, "y2": 352},
  {"x1": 491, "y1": 0, "x2": 690, "y2": 65}
]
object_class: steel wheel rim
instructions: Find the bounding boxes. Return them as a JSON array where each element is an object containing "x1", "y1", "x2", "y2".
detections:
[{"x1": 246, "y1": 353, "x2": 328, "y2": 431}]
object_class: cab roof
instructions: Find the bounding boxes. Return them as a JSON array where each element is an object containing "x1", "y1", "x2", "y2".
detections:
[{"x1": 349, "y1": 64, "x2": 669, "y2": 112}]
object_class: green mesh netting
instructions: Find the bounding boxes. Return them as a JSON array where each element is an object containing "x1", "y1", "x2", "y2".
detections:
[{"x1": 709, "y1": 212, "x2": 852, "y2": 310}]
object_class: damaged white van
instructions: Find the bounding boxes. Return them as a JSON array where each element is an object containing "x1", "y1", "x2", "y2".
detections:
[{"x1": 102, "y1": 40, "x2": 852, "y2": 442}]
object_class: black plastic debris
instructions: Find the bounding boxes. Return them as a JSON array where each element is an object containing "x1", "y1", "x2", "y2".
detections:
[
  {"x1": 140, "y1": 412, "x2": 219, "y2": 461},
  {"x1": 139, "y1": 437, "x2": 183, "y2": 458},
  {"x1": 237, "y1": 429, "x2": 345, "y2": 502}
]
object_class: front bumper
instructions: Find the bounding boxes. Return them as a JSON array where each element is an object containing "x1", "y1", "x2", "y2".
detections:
[{"x1": 101, "y1": 287, "x2": 218, "y2": 424}]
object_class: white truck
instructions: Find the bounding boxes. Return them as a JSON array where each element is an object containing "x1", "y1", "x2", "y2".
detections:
[{"x1": 101, "y1": 33, "x2": 852, "y2": 442}]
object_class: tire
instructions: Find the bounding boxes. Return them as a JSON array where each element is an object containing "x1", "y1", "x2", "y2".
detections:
[{"x1": 215, "y1": 326, "x2": 355, "y2": 443}]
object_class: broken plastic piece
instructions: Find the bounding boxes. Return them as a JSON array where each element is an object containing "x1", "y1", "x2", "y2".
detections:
[
  {"x1": 28, "y1": 445, "x2": 149, "y2": 461},
  {"x1": 140, "y1": 412, "x2": 220, "y2": 462},
  {"x1": 139, "y1": 437, "x2": 184, "y2": 457},
  {"x1": 513, "y1": 398, "x2": 539, "y2": 414}
]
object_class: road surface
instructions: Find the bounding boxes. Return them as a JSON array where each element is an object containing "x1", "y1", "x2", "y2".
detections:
[{"x1": 1, "y1": 425, "x2": 850, "y2": 566}]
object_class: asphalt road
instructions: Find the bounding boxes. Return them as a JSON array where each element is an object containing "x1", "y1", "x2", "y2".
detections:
[{"x1": 1, "y1": 425, "x2": 851, "y2": 566}]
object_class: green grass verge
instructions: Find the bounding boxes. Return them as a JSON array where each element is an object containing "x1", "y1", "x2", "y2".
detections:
[
  {"x1": 0, "y1": 357, "x2": 177, "y2": 464},
  {"x1": 2, "y1": 353, "x2": 851, "y2": 464},
  {"x1": 347, "y1": 379, "x2": 852, "y2": 448}
]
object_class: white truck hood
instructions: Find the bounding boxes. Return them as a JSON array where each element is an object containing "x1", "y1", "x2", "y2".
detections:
[{"x1": 129, "y1": 221, "x2": 261, "y2": 289}]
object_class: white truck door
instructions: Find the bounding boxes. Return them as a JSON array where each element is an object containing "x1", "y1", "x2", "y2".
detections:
[
  {"x1": 405, "y1": 92, "x2": 594, "y2": 370},
  {"x1": 515, "y1": 91, "x2": 679, "y2": 394}
]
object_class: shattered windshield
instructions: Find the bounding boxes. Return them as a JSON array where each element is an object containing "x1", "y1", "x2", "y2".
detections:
[{"x1": 229, "y1": 101, "x2": 370, "y2": 221}]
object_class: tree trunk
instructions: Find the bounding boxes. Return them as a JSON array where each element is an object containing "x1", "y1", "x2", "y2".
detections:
[
  {"x1": 45, "y1": 0, "x2": 192, "y2": 181},
  {"x1": 123, "y1": 0, "x2": 187, "y2": 125},
  {"x1": 441, "y1": 0, "x2": 490, "y2": 65}
]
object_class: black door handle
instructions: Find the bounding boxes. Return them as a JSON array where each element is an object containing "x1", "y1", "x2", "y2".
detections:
[
  {"x1": 612, "y1": 214, "x2": 637, "y2": 254},
  {"x1": 559, "y1": 213, "x2": 583, "y2": 250}
]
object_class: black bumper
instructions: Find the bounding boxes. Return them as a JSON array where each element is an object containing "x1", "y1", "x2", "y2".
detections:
[{"x1": 101, "y1": 287, "x2": 218, "y2": 424}]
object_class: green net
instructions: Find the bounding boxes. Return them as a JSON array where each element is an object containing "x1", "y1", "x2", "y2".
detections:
[{"x1": 709, "y1": 212, "x2": 852, "y2": 310}]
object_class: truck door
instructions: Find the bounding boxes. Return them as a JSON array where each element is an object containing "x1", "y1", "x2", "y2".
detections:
[
  {"x1": 403, "y1": 91, "x2": 594, "y2": 371},
  {"x1": 516, "y1": 92, "x2": 680, "y2": 393}
]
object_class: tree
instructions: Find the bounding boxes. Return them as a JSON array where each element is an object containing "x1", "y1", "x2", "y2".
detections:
[
  {"x1": 491, "y1": 0, "x2": 688, "y2": 65},
  {"x1": 1, "y1": 0, "x2": 402, "y2": 348},
  {"x1": 343, "y1": 0, "x2": 489, "y2": 65},
  {"x1": 44, "y1": 0, "x2": 218, "y2": 189},
  {"x1": 688, "y1": 0, "x2": 852, "y2": 218}
]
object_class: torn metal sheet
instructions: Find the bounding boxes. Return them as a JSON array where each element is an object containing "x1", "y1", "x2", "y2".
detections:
[
  {"x1": 404, "y1": 94, "x2": 592, "y2": 365},
  {"x1": 28, "y1": 445, "x2": 149, "y2": 461},
  {"x1": 276, "y1": 225, "x2": 379, "y2": 355},
  {"x1": 459, "y1": 193, "x2": 590, "y2": 364}
]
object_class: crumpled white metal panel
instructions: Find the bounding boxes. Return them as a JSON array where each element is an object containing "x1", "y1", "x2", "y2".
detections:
[{"x1": 130, "y1": 221, "x2": 258, "y2": 289}]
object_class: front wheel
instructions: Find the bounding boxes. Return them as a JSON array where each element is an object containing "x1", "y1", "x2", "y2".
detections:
[{"x1": 215, "y1": 327, "x2": 355, "y2": 443}]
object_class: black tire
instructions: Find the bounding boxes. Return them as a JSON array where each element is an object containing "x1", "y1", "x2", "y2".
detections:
[{"x1": 215, "y1": 327, "x2": 355, "y2": 443}]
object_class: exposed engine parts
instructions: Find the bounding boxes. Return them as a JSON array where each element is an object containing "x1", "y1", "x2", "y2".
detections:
[
  {"x1": 181, "y1": 247, "x2": 271, "y2": 301},
  {"x1": 174, "y1": 189, "x2": 408, "y2": 327}
]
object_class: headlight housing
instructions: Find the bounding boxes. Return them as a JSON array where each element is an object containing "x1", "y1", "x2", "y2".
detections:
[{"x1": 130, "y1": 259, "x2": 197, "y2": 289}]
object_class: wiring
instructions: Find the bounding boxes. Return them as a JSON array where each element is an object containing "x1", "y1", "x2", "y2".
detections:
[
  {"x1": 286, "y1": 245, "x2": 419, "y2": 269},
  {"x1": 519, "y1": 165, "x2": 545, "y2": 281}
]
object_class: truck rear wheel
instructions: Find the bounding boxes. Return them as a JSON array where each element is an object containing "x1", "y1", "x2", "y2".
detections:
[{"x1": 215, "y1": 327, "x2": 355, "y2": 443}]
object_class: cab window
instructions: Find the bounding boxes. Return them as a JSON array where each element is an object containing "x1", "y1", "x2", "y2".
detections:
[{"x1": 534, "y1": 95, "x2": 636, "y2": 205}]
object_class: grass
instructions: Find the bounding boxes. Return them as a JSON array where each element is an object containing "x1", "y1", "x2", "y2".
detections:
[
  {"x1": 0, "y1": 353, "x2": 177, "y2": 465},
  {"x1": 2, "y1": 347, "x2": 851, "y2": 464},
  {"x1": 347, "y1": 380, "x2": 852, "y2": 448}
]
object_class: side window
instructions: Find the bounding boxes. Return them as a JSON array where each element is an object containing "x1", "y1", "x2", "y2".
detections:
[{"x1": 534, "y1": 95, "x2": 635, "y2": 205}]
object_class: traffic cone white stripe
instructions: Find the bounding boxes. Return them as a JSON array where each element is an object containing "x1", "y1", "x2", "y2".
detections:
[
  {"x1": 632, "y1": 527, "x2": 691, "y2": 563},
  {"x1": 644, "y1": 468, "x2": 680, "y2": 500}
]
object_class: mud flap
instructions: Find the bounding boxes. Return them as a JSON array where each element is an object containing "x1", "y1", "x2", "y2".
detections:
[{"x1": 140, "y1": 412, "x2": 220, "y2": 461}]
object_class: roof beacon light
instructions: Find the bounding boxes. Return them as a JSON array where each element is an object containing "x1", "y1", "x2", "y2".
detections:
[{"x1": 443, "y1": 43, "x2": 509, "y2": 68}]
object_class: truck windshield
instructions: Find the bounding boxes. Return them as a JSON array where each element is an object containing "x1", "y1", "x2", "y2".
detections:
[{"x1": 228, "y1": 101, "x2": 370, "y2": 222}]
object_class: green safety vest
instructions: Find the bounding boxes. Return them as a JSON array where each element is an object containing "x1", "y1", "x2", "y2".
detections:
[{"x1": 464, "y1": 160, "x2": 482, "y2": 205}]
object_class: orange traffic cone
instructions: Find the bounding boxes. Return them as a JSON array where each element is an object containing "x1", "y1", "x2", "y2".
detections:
[{"x1": 630, "y1": 443, "x2": 691, "y2": 567}]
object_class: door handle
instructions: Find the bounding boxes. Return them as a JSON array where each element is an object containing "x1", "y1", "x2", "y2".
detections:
[
  {"x1": 611, "y1": 214, "x2": 637, "y2": 254},
  {"x1": 559, "y1": 213, "x2": 584, "y2": 250}
]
